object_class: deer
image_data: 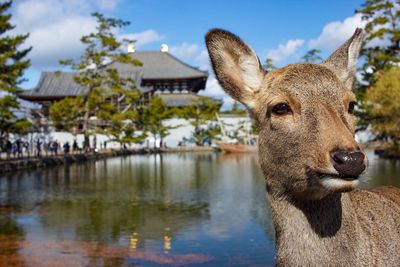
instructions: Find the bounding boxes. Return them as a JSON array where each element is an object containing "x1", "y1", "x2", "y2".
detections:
[{"x1": 205, "y1": 28, "x2": 400, "y2": 266}]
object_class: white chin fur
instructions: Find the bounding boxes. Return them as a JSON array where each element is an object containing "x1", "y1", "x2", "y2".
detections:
[{"x1": 320, "y1": 178, "x2": 359, "y2": 190}]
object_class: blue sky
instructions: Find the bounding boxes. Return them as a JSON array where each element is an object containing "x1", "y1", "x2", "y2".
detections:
[{"x1": 10, "y1": 0, "x2": 366, "y2": 108}]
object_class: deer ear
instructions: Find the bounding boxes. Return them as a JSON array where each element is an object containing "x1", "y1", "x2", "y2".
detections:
[
  {"x1": 322, "y1": 28, "x2": 364, "y2": 89},
  {"x1": 205, "y1": 29, "x2": 265, "y2": 108}
]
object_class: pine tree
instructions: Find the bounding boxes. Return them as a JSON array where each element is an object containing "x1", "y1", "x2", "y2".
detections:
[
  {"x1": 301, "y1": 49, "x2": 322, "y2": 63},
  {"x1": 365, "y1": 67, "x2": 400, "y2": 147},
  {"x1": 0, "y1": 1, "x2": 31, "y2": 143},
  {"x1": 356, "y1": 0, "x2": 400, "y2": 87},
  {"x1": 263, "y1": 58, "x2": 277, "y2": 72},
  {"x1": 139, "y1": 95, "x2": 175, "y2": 148},
  {"x1": 179, "y1": 96, "x2": 221, "y2": 146},
  {"x1": 51, "y1": 12, "x2": 142, "y2": 150},
  {"x1": 354, "y1": 0, "x2": 399, "y2": 132}
]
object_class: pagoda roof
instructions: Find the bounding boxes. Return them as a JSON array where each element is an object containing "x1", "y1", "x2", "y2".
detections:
[
  {"x1": 19, "y1": 70, "x2": 144, "y2": 100},
  {"x1": 19, "y1": 51, "x2": 208, "y2": 101},
  {"x1": 113, "y1": 51, "x2": 208, "y2": 80},
  {"x1": 158, "y1": 92, "x2": 222, "y2": 107}
]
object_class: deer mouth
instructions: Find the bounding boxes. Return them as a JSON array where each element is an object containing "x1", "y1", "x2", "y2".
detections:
[
  {"x1": 314, "y1": 172, "x2": 360, "y2": 191},
  {"x1": 317, "y1": 172, "x2": 360, "y2": 181}
]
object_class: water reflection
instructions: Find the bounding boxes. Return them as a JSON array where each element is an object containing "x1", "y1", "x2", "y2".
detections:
[
  {"x1": 0, "y1": 153, "x2": 274, "y2": 266},
  {"x1": 360, "y1": 150, "x2": 400, "y2": 189}
]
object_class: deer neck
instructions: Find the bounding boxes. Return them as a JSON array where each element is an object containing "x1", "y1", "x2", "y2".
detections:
[
  {"x1": 268, "y1": 191, "x2": 346, "y2": 237},
  {"x1": 267, "y1": 189, "x2": 362, "y2": 265}
]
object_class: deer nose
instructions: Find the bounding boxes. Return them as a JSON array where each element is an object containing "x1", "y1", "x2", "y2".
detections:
[{"x1": 331, "y1": 151, "x2": 366, "y2": 179}]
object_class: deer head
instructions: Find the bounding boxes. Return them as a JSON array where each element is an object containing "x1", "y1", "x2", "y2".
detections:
[{"x1": 206, "y1": 29, "x2": 367, "y2": 200}]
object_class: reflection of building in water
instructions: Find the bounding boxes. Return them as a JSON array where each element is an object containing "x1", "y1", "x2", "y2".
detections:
[
  {"x1": 164, "y1": 227, "x2": 172, "y2": 253},
  {"x1": 130, "y1": 232, "x2": 138, "y2": 250}
]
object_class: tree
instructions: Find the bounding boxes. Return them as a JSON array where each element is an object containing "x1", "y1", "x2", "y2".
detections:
[
  {"x1": 263, "y1": 58, "x2": 277, "y2": 71},
  {"x1": 49, "y1": 96, "x2": 83, "y2": 133},
  {"x1": 365, "y1": 67, "x2": 400, "y2": 147},
  {"x1": 140, "y1": 95, "x2": 174, "y2": 148},
  {"x1": 94, "y1": 72, "x2": 144, "y2": 147},
  {"x1": 301, "y1": 49, "x2": 322, "y2": 63},
  {"x1": 100, "y1": 111, "x2": 146, "y2": 148},
  {"x1": 179, "y1": 96, "x2": 221, "y2": 146},
  {"x1": 356, "y1": 0, "x2": 400, "y2": 87},
  {"x1": 52, "y1": 12, "x2": 142, "y2": 150},
  {"x1": 220, "y1": 101, "x2": 247, "y2": 115},
  {"x1": 0, "y1": 1, "x2": 31, "y2": 143}
]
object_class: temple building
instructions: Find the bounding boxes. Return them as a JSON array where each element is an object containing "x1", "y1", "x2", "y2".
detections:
[{"x1": 19, "y1": 46, "x2": 210, "y2": 118}]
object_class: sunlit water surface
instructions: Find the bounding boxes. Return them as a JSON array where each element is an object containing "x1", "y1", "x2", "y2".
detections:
[{"x1": 0, "y1": 151, "x2": 399, "y2": 266}]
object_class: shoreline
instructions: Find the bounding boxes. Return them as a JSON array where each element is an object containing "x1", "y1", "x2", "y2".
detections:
[
  {"x1": 0, "y1": 147, "x2": 217, "y2": 174},
  {"x1": 374, "y1": 149, "x2": 400, "y2": 159},
  {"x1": 363, "y1": 142, "x2": 400, "y2": 159}
]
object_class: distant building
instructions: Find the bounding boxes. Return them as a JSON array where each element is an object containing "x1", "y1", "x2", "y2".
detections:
[{"x1": 19, "y1": 48, "x2": 210, "y2": 117}]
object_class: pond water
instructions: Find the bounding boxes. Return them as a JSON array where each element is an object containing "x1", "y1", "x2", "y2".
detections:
[{"x1": 0, "y1": 151, "x2": 399, "y2": 267}]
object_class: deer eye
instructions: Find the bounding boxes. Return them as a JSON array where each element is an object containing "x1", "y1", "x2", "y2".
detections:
[
  {"x1": 348, "y1": 101, "x2": 357, "y2": 114},
  {"x1": 272, "y1": 102, "x2": 292, "y2": 116}
]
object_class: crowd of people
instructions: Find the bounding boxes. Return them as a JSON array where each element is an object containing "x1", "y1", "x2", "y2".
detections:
[{"x1": 0, "y1": 138, "x2": 104, "y2": 160}]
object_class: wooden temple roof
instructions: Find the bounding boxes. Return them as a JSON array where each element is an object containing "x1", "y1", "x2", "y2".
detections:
[
  {"x1": 113, "y1": 51, "x2": 208, "y2": 80},
  {"x1": 19, "y1": 51, "x2": 208, "y2": 101},
  {"x1": 158, "y1": 93, "x2": 221, "y2": 107}
]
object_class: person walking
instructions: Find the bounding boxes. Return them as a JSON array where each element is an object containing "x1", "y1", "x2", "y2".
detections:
[
  {"x1": 16, "y1": 139, "x2": 22, "y2": 158},
  {"x1": 53, "y1": 140, "x2": 59, "y2": 156},
  {"x1": 72, "y1": 139, "x2": 78, "y2": 153},
  {"x1": 63, "y1": 142, "x2": 70, "y2": 154},
  {"x1": 36, "y1": 139, "x2": 42, "y2": 158},
  {"x1": 6, "y1": 139, "x2": 11, "y2": 159}
]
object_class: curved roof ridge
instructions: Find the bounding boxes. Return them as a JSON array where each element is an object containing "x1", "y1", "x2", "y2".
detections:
[
  {"x1": 128, "y1": 51, "x2": 208, "y2": 79},
  {"x1": 164, "y1": 52, "x2": 208, "y2": 75}
]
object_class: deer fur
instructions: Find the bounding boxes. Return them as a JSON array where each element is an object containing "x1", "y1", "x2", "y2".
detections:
[{"x1": 206, "y1": 28, "x2": 400, "y2": 266}]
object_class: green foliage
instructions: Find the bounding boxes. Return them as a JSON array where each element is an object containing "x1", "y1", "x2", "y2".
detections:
[
  {"x1": 140, "y1": 95, "x2": 175, "y2": 147},
  {"x1": 365, "y1": 67, "x2": 400, "y2": 145},
  {"x1": 178, "y1": 96, "x2": 221, "y2": 145},
  {"x1": 353, "y1": 0, "x2": 399, "y2": 133},
  {"x1": 301, "y1": 49, "x2": 322, "y2": 63},
  {"x1": 251, "y1": 120, "x2": 260, "y2": 135},
  {"x1": 100, "y1": 111, "x2": 146, "y2": 146},
  {"x1": 9, "y1": 119, "x2": 31, "y2": 135},
  {"x1": 263, "y1": 58, "x2": 276, "y2": 72},
  {"x1": 54, "y1": 12, "x2": 142, "y2": 147},
  {"x1": 0, "y1": 1, "x2": 31, "y2": 140},
  {"x1": 0, "y1": 95, "x2": 31, "y2": 135},
  {"x1": 356, "y1": 0, "x2": 400, "y2": 87},
  {"x1": 49, "y1": 97, "x2": 83, "y2": 132},
  {"x1": 220, "y1": 101, "x2": 247, "y2": 115}
]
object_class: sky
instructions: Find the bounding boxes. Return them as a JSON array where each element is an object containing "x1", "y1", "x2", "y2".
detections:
[{"x1": 10, "y1": 0, "x2": 366, "y2": 109}]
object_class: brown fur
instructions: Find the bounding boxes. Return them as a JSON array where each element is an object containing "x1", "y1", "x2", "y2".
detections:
[{"x1": 206, "y1": 28, "x2": 400, "y2": 266}]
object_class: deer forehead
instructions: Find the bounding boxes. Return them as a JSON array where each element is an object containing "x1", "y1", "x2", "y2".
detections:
[{"x1": 257, "y1": 63, "x2": 351, "y2": 108}]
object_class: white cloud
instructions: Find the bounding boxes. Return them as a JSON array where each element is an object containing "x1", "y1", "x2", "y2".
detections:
[
  {"x1": 266, "y1": 39, "x2": 305, "y2": 63},
  {"x1": 194, "y1": 49, "x2": 210, "y2": 70},
  {"x1": 309, "y1": 14, "x2": 366, "y2": 51},
  {"x1": 10, "y1": 0, "x2": 163, "y2": 71},
  {"x1": 98, "y1": 0, "x2": 119, "y2": 10},
  {"x1": 170, "y1": 43, "x2": 210, "y2": 70},
  {"x1": 120, "y1": 30, "x2": 165, "y2": 47},
  {"x1": 170, "y1": 43, "x2": 202, "y2": 62},
  {"x1": 25, "y1": 17, "x2": 97, "y2": 68},
  {"x1": 12, "y1": 0, "x2": 92, "y2": 32},
  {"x1": 11, "y1": 0, "x2": 97, "y2": 69}
]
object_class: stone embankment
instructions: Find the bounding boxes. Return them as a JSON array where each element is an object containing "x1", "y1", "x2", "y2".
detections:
[
  {"x1": 0, "y1": 147, "x2": 217, "y2": 174},
  {"x1": 374, "y1": 149, "x2": 400, "y2": 159}
]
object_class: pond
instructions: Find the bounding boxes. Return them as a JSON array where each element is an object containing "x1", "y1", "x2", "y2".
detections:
[{"x1": 0, "y1": 151, "x2": 399, "y2": 266}]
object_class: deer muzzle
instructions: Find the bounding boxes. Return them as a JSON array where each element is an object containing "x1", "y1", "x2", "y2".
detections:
[{"x1": 330, "y1": 151, "x2": 366, "y2": 180}]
